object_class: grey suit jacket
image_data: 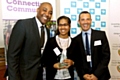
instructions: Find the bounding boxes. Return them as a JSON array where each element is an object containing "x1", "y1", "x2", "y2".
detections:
[{"x1": 7, "y1": 17, "x2": 50, "y2": 80}]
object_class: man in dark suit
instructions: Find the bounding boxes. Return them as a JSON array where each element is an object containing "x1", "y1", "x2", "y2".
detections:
[
  {"x1": 6, "y1": 2, "x2": 53, "y2": 80},
  {"x1": 73, "y1": 11, "x2": 111, "y2": 80}
]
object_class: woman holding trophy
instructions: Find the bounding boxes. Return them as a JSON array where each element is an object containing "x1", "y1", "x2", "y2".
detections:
[{"x1": 42, "y1": 15, "x2": 74, "y2": 80}]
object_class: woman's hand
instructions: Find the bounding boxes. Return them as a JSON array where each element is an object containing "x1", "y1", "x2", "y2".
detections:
[
  {"x1": 53, "y1": 63, "x2": 60, "y2": 69},
  {"x1": 53, "y1": 59, "x2": 74, "y2": 70},
  {"x1": 63, "y1": 59, "x2": 74, "y2": 69}
]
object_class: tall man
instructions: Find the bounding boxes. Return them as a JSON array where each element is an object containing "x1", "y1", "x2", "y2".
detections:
[
  {"x1": 73, "y1": 11, "x2": 111, "y2": 80},
  {"x1": 6, "y1": 2, "x2": 53, "y2": 80}
]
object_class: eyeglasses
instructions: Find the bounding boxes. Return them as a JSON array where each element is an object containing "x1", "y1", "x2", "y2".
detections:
[{"x1": 58, "y1": 24, "x2": 69, "y2": 26}]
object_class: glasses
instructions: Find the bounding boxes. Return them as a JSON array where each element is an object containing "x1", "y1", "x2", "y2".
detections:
[{"x1": 58, "y1": 24, "x2": 69, "y2": 26}]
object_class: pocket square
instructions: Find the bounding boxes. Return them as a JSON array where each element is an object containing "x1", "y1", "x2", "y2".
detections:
[{"x1": 94, "y1": 40, "x2": 102, "y2": 46}]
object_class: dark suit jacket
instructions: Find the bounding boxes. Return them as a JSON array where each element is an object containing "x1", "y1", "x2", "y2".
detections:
[
  {"x1": 6, "y1": 17, "x2": 50, "y2": 80},
  {"x1": 73, "y1": 29, "x2": 111, "y2": 80},
  {"x1": 42, "y1": 37, "x2": 74, "y2": 80}
]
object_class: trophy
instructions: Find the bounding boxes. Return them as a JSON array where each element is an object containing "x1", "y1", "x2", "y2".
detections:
[
  {"x1": 59, "y1": 54, "x2": 68, "y2": 68},
  {"x1": 59, "y1": 62, "x2": 68, "y2": 68}
]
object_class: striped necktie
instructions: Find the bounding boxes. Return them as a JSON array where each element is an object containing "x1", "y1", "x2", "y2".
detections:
[{"x1": 40, "y1": 26, "x2": 45, "y2": 48}]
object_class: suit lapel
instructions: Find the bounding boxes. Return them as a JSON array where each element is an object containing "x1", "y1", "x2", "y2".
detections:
[
  {"x1": 79, "y1": 33, "x2": 86, "y2": 56},
  {"x1": 91, "y1": 29, "x2": 95, "y2": 56},
  {"x1": 32, "y1": 17, "x2": 41, "y2": 50}
]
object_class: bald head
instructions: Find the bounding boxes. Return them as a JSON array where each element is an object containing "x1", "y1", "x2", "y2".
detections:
[
  {"x1": 37, "y1": 2, "x2": 53, "y2": 25},
  {"x1": 39, "y1": 2, "x2": 52, "y2": 8}
]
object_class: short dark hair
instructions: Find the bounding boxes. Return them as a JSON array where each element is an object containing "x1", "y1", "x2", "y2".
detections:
[
  {"x1": 56, "y1": 15, "x2": 71, "y2": 36},
  {"x1": 78, "y1": 11, "x2": 91, "y2": 20}
]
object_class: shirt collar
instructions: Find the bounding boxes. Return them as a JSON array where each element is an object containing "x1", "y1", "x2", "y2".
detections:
[
  {"x1": 35, "y1": 16, "x2": 43, "y2": 28},
  {"x1": 82, "y1": 28, "x2": 92, "y2": 35}
]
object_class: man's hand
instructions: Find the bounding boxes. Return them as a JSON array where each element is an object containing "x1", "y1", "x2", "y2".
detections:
[
  {"x1": 83, "y1": 74, "x2": 98, "y2": 80},
  {"x1": 89, "y1": 74, "x2": 98, "y2": 80},
  {"x1": 83, "y1": 74, "x2": 91, "y2": 80}
]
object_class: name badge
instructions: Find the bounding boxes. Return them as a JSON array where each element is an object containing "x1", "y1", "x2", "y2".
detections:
[
  {"x1": 87, "y1": 55, "x2": 91, "y2": 62},
  {"x1": 94, "y1": 40, "x2": 102, "y2": 46},
  {"x1": 53, "y1": 47, "x2": 61, "y2": 56}
]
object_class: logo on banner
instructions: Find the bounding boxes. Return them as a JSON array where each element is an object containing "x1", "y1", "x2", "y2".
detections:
[
  {"x1": 71, "y1": 28, "x2": 77, "y2": 34},
  {"x1": 118, "y1": 49, "x2": 120, "y2": 56},
  {"x1": 62, "y1": 0, "x2": 108, "y2": 36},
  {"x1": 117, "y1": 65, "x2": 120, "y2": 72}
]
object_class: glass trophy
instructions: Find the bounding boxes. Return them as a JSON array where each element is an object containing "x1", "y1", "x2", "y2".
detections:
[{"x1": 59, "y1": 54, "x2": 68, "y2": 68}]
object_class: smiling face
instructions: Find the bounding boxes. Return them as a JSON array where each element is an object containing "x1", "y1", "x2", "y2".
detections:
[
  {"x1": 37, "y1": 2, "x2": 53, "y2": 25},
  {"x1": 58, "y1": 18, "x2": 71, "y2": 38},
  {"x1": 78, "y1": 13, "x2": 92, "y2": 31}
]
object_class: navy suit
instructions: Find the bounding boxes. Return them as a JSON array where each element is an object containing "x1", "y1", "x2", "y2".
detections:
[
  {"x1": 7, "y1": 17, "x2": 50, "y2": 80},
  {"x1": 73, "y1": 29, "x2": 111, "y2": 80}
]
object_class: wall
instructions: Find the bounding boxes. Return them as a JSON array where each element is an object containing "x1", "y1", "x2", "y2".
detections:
[
  {"x1": 0, "y1": 0, "x2": 5, "y2": 48},
  {"x1": 109, "y1": 0, "x2": 120, "y2": 79}
]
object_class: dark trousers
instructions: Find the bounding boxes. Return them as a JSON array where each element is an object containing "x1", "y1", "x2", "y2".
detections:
[{"x1": 36, "y1": 67, "x2": 43, "y2": 80}]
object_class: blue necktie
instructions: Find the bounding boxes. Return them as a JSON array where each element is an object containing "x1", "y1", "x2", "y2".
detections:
[
  {"x1": 85, "y1": 33, "x2": 92, "y2": 70},
  {"x1": 85, "y1": 33, "x2": 90, "y2": 55},
  {"x1": 40, "y1": 26, "x2": 45, "y2": 48}
]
